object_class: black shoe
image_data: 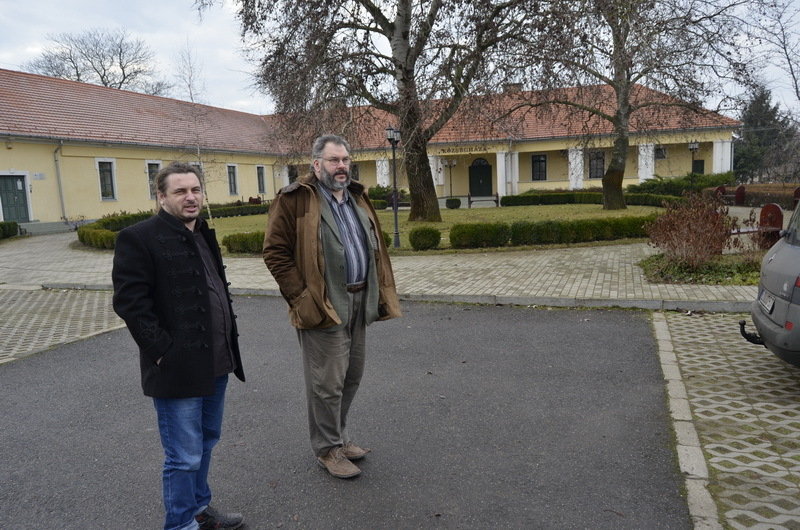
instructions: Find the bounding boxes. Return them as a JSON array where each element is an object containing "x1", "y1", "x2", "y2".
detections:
[{"x1": 195, "y1": 506, "x2": 244, "y2": 529}]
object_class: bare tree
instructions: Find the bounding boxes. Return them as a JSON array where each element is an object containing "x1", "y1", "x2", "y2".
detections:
[
  {"x1": 197, "y1": 0, "x2": 538, "y2": 222},
  {"x1": 759, "y1": 1, "x2": 800, "y2": 110},
  {"x1": 506, "y1": 0, "x2": 756, "y2": 209},
  {"x1": 25, "y1": 28, "x2": 171, "y2": 96}
]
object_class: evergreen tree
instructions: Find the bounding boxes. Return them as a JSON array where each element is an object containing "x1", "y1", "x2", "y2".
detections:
[{"x1": 735, "y1": 87, "x2": 797, "y2": 183}]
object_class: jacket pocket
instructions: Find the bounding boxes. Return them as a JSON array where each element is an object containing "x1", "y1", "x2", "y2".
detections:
[{"x1": 290, "y1": 288, "x2": 327, "y2": 329}]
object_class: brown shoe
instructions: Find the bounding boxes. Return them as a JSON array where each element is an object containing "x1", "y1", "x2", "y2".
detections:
[
  {"x1": 342, "y1": 442, "x2": 371, "y2": 461},
  {"x1": 317, "y1": 446, "x2": 361, "y2": 478}
]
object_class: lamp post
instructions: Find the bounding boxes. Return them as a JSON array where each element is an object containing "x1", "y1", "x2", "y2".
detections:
[
  {"x1": 385, "y1": 126, "x2": 402, "y2": 248},
  {"x1": 688, "y1": 141, "x2": 700, "y2": 187},
  {"x1": 442, "y1": 158, "x2": 457, "y2": 197}
]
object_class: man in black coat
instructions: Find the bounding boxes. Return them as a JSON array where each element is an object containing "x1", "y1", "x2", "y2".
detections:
[{"x1": 112, "y1": 162, "x2": 245, "y2": 530}]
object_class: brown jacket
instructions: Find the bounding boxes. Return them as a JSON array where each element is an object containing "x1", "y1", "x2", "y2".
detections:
[{"x1": 263, "y1": 173, "x2": 401, "y2": 329}]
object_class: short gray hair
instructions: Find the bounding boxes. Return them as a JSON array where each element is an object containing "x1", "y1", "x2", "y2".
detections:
[{"x1": 311, "y1": 135, "x2": 351, "y2": 161}]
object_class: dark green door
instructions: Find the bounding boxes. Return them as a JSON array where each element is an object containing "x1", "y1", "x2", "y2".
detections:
[
  {"x1": 0, "y1": 176, "x2": 29, "y2": 222},
  {"x1": 469, "y1": 158, "x2": 493, "y2": 196}
]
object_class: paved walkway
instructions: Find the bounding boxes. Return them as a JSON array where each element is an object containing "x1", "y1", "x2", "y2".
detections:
[
  {"x1": 2, "y1": 231, "x2": 799, "y2": 529},
  {"x1": 0, "y1": 232, "x2": 756, "y2": 311}
]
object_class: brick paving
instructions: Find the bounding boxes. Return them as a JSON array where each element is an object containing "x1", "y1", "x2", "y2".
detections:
[{"x1": 2, "y1": 230, "x2": 799, "y2": 528}]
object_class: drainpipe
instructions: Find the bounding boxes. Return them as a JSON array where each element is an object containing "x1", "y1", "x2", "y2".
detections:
[{"x1": 53, "y1": 140, "x2": 67, "y2": 221}]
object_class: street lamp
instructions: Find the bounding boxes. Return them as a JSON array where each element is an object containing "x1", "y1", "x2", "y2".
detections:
[
  {"x1": 385, "y1": 126, "x2": 402, "y2": 248},
  {"x1": 442, "y1": 158, "x2": 457, "y2": 197},
  {"x1": 688, "y1": 140, "x2": 700, "y2": 186}
]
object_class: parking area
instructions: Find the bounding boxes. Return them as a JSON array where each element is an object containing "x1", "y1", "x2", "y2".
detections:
[{"x1": 664, "y1": 311, "x2": 800, "y2": 529}]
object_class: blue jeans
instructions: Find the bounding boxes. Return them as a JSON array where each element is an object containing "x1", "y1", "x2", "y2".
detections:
[{"x1": 153, "y1": 375, "x2": 228, "y2": 530}]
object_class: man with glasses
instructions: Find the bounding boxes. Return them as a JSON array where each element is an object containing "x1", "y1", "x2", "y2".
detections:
[{"x1": 263, "y1": 134, "x2": 401, "y2": 478}]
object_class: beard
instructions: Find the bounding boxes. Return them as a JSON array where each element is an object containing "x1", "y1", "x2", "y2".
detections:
[{"x1": 320, "y1": 165, "x2": 351, "y2": 191}]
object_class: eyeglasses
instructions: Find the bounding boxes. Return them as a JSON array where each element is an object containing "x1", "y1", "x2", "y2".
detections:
[{"x1": 319, "y1": 157, "x2": 351, "y2": 166}]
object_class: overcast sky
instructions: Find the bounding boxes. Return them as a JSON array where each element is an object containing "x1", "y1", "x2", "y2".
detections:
[{"x1": 0, "y1": 0, "x2": 272, "y2": 114}]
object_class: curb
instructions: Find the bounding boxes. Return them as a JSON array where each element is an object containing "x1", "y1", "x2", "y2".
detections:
[
  {"x1": 40, "y1": 283, "x2": 754, "y2": 313},
  {"x1": 652, "y1": 312, "x2": 723, "y2": 530}
]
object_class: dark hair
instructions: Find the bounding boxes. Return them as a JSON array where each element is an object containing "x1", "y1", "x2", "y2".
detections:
[
  {"x1": 155, "y1": 162, "x2": 203, "y2": 195},
  {"x1": 311, "y1": 135, "x2": 351, "y2": 161}
]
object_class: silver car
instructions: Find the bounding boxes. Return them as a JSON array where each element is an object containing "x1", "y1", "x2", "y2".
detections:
[{"x1": 741, "y1": 206, "x2": 800, "y2": 367}]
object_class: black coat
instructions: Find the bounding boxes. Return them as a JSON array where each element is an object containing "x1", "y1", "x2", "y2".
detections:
[{"x1": 112, "y1": 210, "x2": 245, "y2": 398}]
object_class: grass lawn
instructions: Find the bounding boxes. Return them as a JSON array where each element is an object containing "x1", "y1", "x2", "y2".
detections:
[{"x1": 208, "y1": 203, "x2": 662, "y2": 253}]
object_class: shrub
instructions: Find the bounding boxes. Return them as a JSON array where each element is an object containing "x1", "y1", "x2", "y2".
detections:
[
  {"x1": 368, "y1": 184, "x2": 393, "y2": 201},
  {"x1": 368, "y1": 185, "x2": 410, "y2": 204},
  {"x1": 646, "y1": 193, "x2": 738, "y2": 268},
  {"x1": 0, "y1": 221, "x2": 19, "y2": 239},
  {"x1": 372, "y1": 199, "x2": 388, "y2": 210},
  {"x1": 382, "y1": 231, "x2": 391, "y2": 248},
  {"x1": 502, "y1": 191, "x2": 681, "y2": 207},
  {"x1": 222, "y1": 231, "x2": 265, "y2": 253},
  {"x1": 509, "y1": 215, "x2": 656, "y2": 246},
  {"x1": 627, "y1": 172, "x2": 734, "y2": 196},
  {"x1": 409, "y1": 226, "x2": 441, "y2": 251},
  {"x1": 202, "y1": 203, "x2": 268, "y2": 218},
  {"x1": 450, "y1": 222, "x2": 510, "y2": 248},
  {"x1": 445, "y1": 198, "x2": 461, "y2": 209},
  {"x1": 77, "y1": 211, "x2": 153, "y2": 249}
]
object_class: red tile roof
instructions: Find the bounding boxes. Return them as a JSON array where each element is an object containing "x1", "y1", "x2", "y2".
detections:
[
  {"x1": 0, "y1": 69, "x2": 738, "y2": 154},
  {"x1": 0, "y1": 68, "x2": 273, "y2": 154}
]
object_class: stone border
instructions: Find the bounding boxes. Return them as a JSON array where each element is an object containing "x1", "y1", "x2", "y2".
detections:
[{"x1": 652, "y1": 312, "x2": 722, "y2": 530}]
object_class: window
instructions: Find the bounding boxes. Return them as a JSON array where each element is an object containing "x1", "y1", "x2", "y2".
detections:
[
  {"x1": 692, "y1": 160, "x2": 705, "y2": 174},
  {"x1": 96, "y1": 159, "x2": 116, "y2": 200},
  {"x1": 655, "y1": 146, "x2": 667, "y2": 160},
  {"x1": 147, "y1": 162, "x2": 161, "y2": 199},
  {"x1": 589, "y1": 151, "x2": 605, "y2": 179},
  {"x1": 531, "y1": 154, "x2": 547, "y2": 181},
  {"x1": 350, "y1": 163, "x2": 360, "y2": 181},
  {"x1": 256, "y1": 165, "x2": 266, "y2": 194},
  {"x1": 227, "y1": 165, "x2": 238, "y2": 195}
]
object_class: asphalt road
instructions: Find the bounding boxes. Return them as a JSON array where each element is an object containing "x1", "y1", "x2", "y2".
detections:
[{"x1": 0, "y1": 297, "x2": 690, "y2": 529}]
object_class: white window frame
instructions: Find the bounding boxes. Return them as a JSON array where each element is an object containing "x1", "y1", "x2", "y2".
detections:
[
  {"x1": 146, "y1": 160, "x2": 162, "y2": 199},
  {"x1": 227, "y1": 164, "x2": 238, "y2": 196},
  {"x1": 256, "y1": 165, "x2": 266, "y2": 194},
  {"x1": 96, "y1": 158, "x2": 117, "y2": 201}
]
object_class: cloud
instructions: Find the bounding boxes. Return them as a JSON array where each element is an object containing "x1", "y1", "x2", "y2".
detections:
[{"x1": 0, "y1": 0, "x2": 273, "y2": 113}]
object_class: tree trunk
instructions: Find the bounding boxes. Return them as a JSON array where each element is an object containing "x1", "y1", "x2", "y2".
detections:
[
  {"x1": 403, "y1": 133, "x2": 442, "y2": 222},
  {"x1": 602, "y1": 134, "x2": 628, "y2": 210}
]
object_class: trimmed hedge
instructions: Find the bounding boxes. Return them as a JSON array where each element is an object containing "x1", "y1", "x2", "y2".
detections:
[
  {"x1": 409, "y1": 226, "x2": 441, "y2": 251},
  {"x1": 509, "y1": 215, "x2": 657, "y2": 246},
  {"x1": 372, "y1": 200, "x2": 388, "y2": 210},
  {"x1": 501, "y1": 191, "x2": 681, "y2": 207},
  {"x1": 626, "y1": 172, "x2": 734, "y2": 196},
  {"x1": 445, "y1": 198, "x2": 461, "y2": 209},
  {"x1": 202, "y1": 203, "x2": 268, "y2": 218},
  {"x1": 450, "y1": 222, "x2": 511, "y2": 248},
  {"x1": 77, "y1": 211, "x2": 153, "y2": 249},
  {"x1": 221, "y1": 231, "x2": 265, "y2": 253},
  {"x1": 0, "y1": 221, "x2": 19, "y2": 239}
]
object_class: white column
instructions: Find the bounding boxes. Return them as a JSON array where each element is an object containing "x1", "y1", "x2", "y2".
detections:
[
  {"x1": 429, "y1": 156, "x2": 444, "y2": 186},
  {"x1": 568, "y1": 147, "x2": 584, "y2": 190},
  {"x1": 508, "y1": 151, "x2": 519, "y2": 196},
  {"x1": 496, "y1": 151, "x2": 507, "y2": 197},
  {"x1": 712, "y1": 140, "x2": 732, "y2": 173},
  {"x1": 376, "y1": 159, "x2": 390, "y2": 187},
  {"x1": 638, "y1": 143, "x2": 655, "y2": 182},
  {"x1": 276, "y1": 165, "x2": 289, "y2": 188}
]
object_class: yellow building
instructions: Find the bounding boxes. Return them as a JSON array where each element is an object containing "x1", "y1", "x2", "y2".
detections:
[{"x1": 0, "y1": 69, "x2": 738, "y2": 231}]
